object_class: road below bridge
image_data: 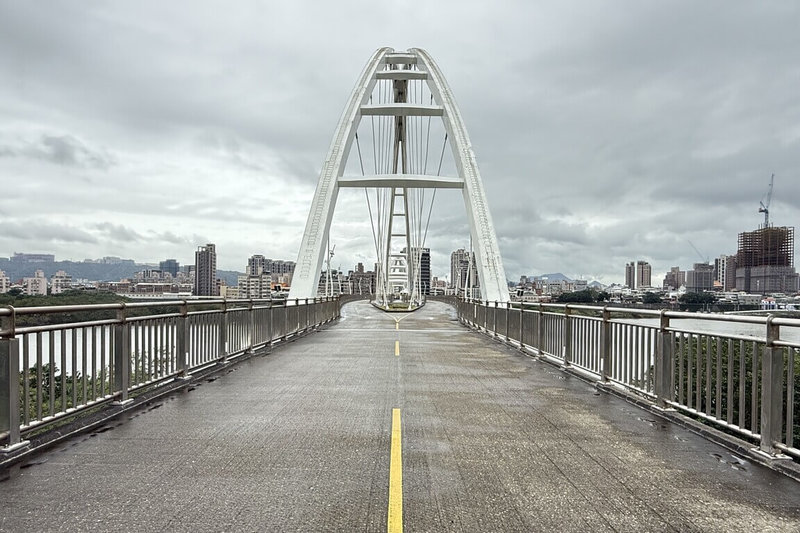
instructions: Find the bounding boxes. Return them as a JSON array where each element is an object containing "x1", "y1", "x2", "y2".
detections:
[{"x1": 2, "y1": 300, "x2": 799, "y2": 531}]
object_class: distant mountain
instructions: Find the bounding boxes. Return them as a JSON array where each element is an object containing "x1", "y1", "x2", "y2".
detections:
[
  {"x1": 0, "y1": 258, "x2": 242, "y2": 286},
  {"x1": 518, "y1": 273, "x2": 605, "y2": 288},
  {"x1": 527, "y1": 272, "x2": 572, "y2": 282},
  {"x1": 217, "y1": 270, "x2": 243, "y2": 286}
]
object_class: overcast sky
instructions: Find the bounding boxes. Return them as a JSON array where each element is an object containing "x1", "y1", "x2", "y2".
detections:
[{"x1": 1, "y1": 2, "x2": 798, "y2": 285}]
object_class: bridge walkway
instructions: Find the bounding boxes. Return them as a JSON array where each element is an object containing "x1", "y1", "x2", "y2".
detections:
[{"x1": 2, "y1": 301, "x2": 799, "y2": 531}]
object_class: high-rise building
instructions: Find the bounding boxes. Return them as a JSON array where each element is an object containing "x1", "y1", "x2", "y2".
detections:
[
  {"x1": 403, "y1": 247, "x2": 431, "y2": 296},
  {"x1": 238, "y1": 254, "x2": 273, "y2": 298},
  {"x1": 419, "y1": 248, "x2": 431, "y2": 296},
  {"x1": 159, "y1": 259, "x2": 180, "y2": 277},
  {"x1": 247, "y1": 255, "x2": 267, "y2": 276},
  {"x1": 269, "y1": 260, "x2": 296, "y2": 286},
  {"x1": 50, "y1": 270, "x2": 72, "y2": 295},
  {"x1": 636, "y1": 261, "x2": 652, "y2": 288},
  {"x1": 450, "y1": 249, "x2": 478, "y2": 295},
  {"x1": 23, "y1": 270, "x2": 48, "y2": 296},
  {"x1": 350, "y1": 262, "x2": 376, "y2": 295},
  {"x1": 0, "y1": 270, "x2": 10, "y2": 293},
  {"x1": 194, "y1": 243, "x2": 218, "y2": 296},
  {"x1": 686, "y1": 263, "x2": 714, "y2": 293},
  {"x1": 715, "y1": 254, "x2": 737, "y2": 292},
  {"x1": 735, "y1": 226, "x2": 798, "y2": 294},
  {"x1": 237, "y1": 272, "x2": 272, "y2": 299},
  {"x1": 662, "y1": 266, "x2": 686, "y2": 290},
  {"x1": 624, "y1": 262, "x2": 635, "y2": 288}
]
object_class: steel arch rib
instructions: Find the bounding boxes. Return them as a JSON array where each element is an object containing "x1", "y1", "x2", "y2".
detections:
[
  {"x1": 289, "y1": 47, "x2": 393, "y2": 299},
  {"x1": 411, "y1": 48, "x2": 509, "y2": 302}
]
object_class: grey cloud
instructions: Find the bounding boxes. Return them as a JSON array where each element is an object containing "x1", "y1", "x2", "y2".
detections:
[
  {"x1": 94, "y1": 222, "x2": 145, "y2": 242},
  {"x1": 1, "y1": 221, "x2": 98, "y2": 245},
  {"x1": 1, "y1": 2, "x2": 799, "y2": 280},
  {"x1": 3, "y1": 134, "x2": 116, "y2": 169}
]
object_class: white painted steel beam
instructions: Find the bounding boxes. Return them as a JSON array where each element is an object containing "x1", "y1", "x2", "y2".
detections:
[
  {"x1": 338, "y1": 174, "x2": 463, "y2": 189},
  {"x1": 385, "y1": 53, "x2": 416, "y2": 64},
  {"x1": 360, "y1": 104, "x2": 443, "y2": 117},
  {"x1": 375, "y1": 70, "x2": 428, "y2": 80}
]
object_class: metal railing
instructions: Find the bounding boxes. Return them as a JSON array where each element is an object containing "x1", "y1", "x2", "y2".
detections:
[
  {"x1": 1, "y1": 297, "x2": 340, "y2": 452},
  {"x1": 458, "y1": 299, "x2": 800, "y2": 460}
]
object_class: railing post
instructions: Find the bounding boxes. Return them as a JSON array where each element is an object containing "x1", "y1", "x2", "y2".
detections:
[
  {"x1": 655, "y1": 310, "x2": 673, "y2": 407},
  {"x1": 600, "y1": 306, "x2": 611, "y2": 382},
  {"x1": 267, "y1": 300, "x2": 274, "y2": 346},
  {"x1": 247, "y1": 300, "x2": 255, "y2": 352},
  {"x1": 283, "y1": 299, "x2": 289, "y2": 339},
  {"x1": 563, "y1": 305, "x2": 572, "y2": 366},
  {"x1": 113, "y1": 303, "x2": 132, "y2": 405},
  {"x1": 218, "y1": 301, "x2": 228, "y2": 362},
  {"x1": 176, "y1": 300, "x2": 189, "y2": 377},
  {"x1": 518, "y1": 302, "x2": 524, "y2": 349},
  {"x1": 493, "y1": 301, "x2": 498, "y2": 336},
  {"x1": 536, "y1": 303, "x2": 543, "y2": 355},
  {"x1": 505, "y1": 301, "x2": 510, "y2": 340},
  {"x1": 759, "y1": 316, "x2": 784, "y2": 456},
  {"x1": 294, "y1": 299, "x2": 300, "y2": 334},
  {"x1": 1, "y1": 306, "x2": 28, "y2": 453}
]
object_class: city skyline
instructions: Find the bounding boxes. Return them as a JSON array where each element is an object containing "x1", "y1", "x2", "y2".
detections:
[{"x1": 1, "y1": 3, "x2": 799, "y2": 284}]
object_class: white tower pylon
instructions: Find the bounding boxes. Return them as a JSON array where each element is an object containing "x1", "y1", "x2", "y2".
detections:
[{"x1": 289, "y1": 47, "x2": 509, "y2": 303}]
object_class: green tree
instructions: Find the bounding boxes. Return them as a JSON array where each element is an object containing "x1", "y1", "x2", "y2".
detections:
[
  {"x1": 557, "y1": 290, "x2": 595, "y2": 303},
  {"x1": 642, "y1": 292, "x2": 662, "y2": 304},
  {"x1": 678, "y1": 292, "x2": 715, "y2": 311}
]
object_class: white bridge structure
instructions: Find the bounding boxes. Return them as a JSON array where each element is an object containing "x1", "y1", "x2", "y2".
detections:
[{"x1": 289, "y1": 47, "x2": 509, "y2": 306}]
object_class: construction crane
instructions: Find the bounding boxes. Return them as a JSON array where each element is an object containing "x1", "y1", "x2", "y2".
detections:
[
  {"x1": 758, "y1": 173, "x2": 774, "y2": 227},
  {"x1": 687, "y1": 240, "x2": 708, "y2": 264}
]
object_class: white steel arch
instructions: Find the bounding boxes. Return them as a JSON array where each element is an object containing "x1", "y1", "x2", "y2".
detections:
[{"x1": 289, "y1": 47, "x2": 509, "y2": 303}]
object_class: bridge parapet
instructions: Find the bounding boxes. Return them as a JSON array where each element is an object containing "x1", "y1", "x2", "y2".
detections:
[
  {"x1": 1, "y1": 297, "x2": 340, "y2": 455},
  {"x1": 458, "y1": 298, "x2": 800, "y2": 462}
]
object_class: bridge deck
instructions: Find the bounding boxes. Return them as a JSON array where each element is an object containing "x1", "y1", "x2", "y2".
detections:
[{"x1": 2, "y1": 301, "x2": 799, "y2": 531}]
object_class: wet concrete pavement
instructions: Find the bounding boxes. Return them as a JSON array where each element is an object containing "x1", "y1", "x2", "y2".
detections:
[{"x1": 2, "y1": 300, "x2": 799, "y2": 531}]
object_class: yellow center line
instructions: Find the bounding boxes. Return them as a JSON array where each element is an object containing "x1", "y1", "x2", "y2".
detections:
[
  {"x1": 395, "y1": 322, "x2": 399, "y2": 330},
  {"x1": 388, "y1": 408, "x2": 403, "y2": 533},
  {"x1": 394, "y1": 340, "x2": 400, "y2": 357}
]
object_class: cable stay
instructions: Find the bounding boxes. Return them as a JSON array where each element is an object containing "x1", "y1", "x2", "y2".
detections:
[{"x1": 351, "y1": 60, "x2": 446, "y2": 312}]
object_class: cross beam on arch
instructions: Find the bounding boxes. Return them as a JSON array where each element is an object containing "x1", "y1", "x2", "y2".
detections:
[{"x1": 289, "y1": 47, "x2": 509, "y2": 303}]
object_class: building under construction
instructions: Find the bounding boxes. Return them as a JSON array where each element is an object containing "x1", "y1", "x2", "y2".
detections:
[{"x1": 735, "y1": 226, "x2": 799, "y2": 294}]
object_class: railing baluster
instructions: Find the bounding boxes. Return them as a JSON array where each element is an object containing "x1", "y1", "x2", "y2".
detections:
[
  {"x1": 82, "y1": 327, "x2": 88, "y2": 406},
  {"x1": 91, "y1": 326, "x2": 97, "y2": 400},
  {"x1": 60, "y1": 329, "x2": 66, "y2": 413},
  {"x1": 21, "y1": 334, "x2": 29, "y2": 426},
  {"x1": 787, "y1": 348, "x2": 796, "y2": 449},
  {"x1": 714, "y1": 336, "x2": 722, "y2": 420},
  {"x1": 751, "y1": 341, "x2": 759, "y2": 434},
  {"x1": 695, "y1": 334, "x2": 703, "y2": 411}
]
